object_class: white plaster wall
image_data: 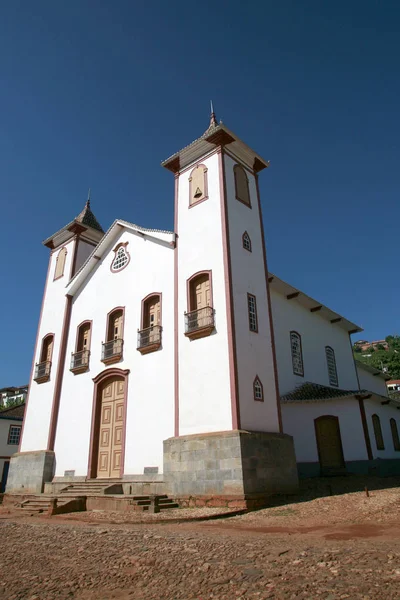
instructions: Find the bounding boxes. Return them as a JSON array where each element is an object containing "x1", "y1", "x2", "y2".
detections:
[
  {"x1": 224, "y1": 154, "x2": 280, "y2": 433},
  {"x1": 271, "y1": 289, "x2": 359, "y2": 395},
  {"x1": 74, "y1": 240, "x2": 96, "y2": 274},
  {"x1": 281, "y1": 400, "x2": 368, "y2": 463},
  {"x1": 177, "y1": 152, "x2": 232, "y2": 435},
  {"x1": 357, "y1": 367, "x2": 388, "y2": 397},
  {"x1": 363, "y1": 398, "x2": 400, "y2": 459},
  {"x1": 21, "y1": 239, "x2": 76, "y2": 452},
  {"x1": 53, "y1": 228, "x2": 174, "y2": 476}
]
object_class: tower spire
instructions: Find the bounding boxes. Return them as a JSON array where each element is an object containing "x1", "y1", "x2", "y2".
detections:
[
  {"x1": 86, "y1": 188, "x2": 91, "y2": 209},
  {"x1": 208, "y1": 100, "x2": 218, "y2": 130}
]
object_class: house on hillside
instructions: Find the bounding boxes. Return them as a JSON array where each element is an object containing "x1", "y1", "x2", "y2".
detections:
[
  {"x1": 0, "y1": 385, "x2": 28, "y2": 408},
  {"x1": 0, "y1": 403, "x2": 25, "y2": 492},
  {"x1": 6, "y1": 111, "x2": 400, "y2": 503}
]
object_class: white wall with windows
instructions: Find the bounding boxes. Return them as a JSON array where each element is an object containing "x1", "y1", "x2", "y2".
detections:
[
  {"x1": 270, "y1": 289, "x2": 359, "y2": 395},
  {"x1": 224, "y1": 152, "x2": 280, "y2": 433},
  {"x1": 53, "y1": 226, "x2": 175, "y2": 477},
  {"x1": 177, "y1": 152, "x2": 233, "y2": 435},
  {"x1": 21, "y1": 238, "x2": 76, "y2": 452},
  {"x1": 363, "y1": 398, "x2": 400, "y2": 459}
]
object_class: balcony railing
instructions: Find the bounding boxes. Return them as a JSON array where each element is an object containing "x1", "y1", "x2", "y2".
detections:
[
  {"x1": 70, "y1": 349, "x2": 90, "y2": 374},
  {"x1": 184, "y1": 306, "x2": 215, "y2": 340},
  {"x1": 101, "y1": 338, "x2": 123, "y2": 364},
  {"x1": 137, "y1": 325, "x2": 162, "y2": 354},
  {"x1": 34, "y1": 360, "x2": 51, "y2": 383}
]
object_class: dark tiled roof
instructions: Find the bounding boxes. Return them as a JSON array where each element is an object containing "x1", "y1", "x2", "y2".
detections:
[
  {"x1": 281, "y1": 382, "x2": 363, "y2": 403},
  {"x1": 76, "y1": 200, "x2": 104, "y2": 233},
  {"x1": 0, "y1": 402, "x2": 25, "y2": 419}
]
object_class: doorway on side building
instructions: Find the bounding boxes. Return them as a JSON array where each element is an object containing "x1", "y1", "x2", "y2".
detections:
[
  {"x1": 89, "y1": 373, "x2": 127, "y2": 479},
  {"x1": 314, "y1": 415, "x2": 345, "y2": 473},
  {"x1": 0, "y1": 461, "x2": 10, "y2": 493}
]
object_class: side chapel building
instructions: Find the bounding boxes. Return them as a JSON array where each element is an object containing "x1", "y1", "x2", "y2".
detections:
[{"x1": 7, "y1": 112, "x2": 400, "y2": 500}]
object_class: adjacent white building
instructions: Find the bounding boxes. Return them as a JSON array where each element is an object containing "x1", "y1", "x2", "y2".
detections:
[
  {"x1": 6, "y1": 112, "x2": 400, "y2": 498},
  {"x1": 0, "y1": 403, "x2": 25, "y2": 492}
]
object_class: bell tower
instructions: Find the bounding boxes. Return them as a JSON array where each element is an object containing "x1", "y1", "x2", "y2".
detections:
[
  {"x1": 6, "y1": 195, "x2": 104, "y2": 494},
  {"x1": 162, "y1": 110, "x2": 298, "y2": 504}
]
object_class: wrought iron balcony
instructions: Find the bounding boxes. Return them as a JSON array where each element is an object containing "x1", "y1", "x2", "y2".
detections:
[
  {"x1": 70, "y1": 349, "x2": 90, "y2": 374},
  {"x1": 137, "y1": 325, "x2": 162, "y2": 355},
  {"x1": 101, "y1": 338, "x2": 123, "y2": 365},
  {"x1": 184, "y1": 306, "x2": 215, "y2": 340},
  {"x1": 34, "y1": 360, "x2": 51, "y2": 383}
]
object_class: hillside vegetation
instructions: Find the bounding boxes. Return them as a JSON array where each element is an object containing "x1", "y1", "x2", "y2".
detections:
[{"x1": 354, "y1": 335, "x2": 400, "y2": 379}]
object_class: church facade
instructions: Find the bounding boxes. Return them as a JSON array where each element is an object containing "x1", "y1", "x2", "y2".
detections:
[{"x1": 7, "y1": 113, "x2": 400, "y2": 500}]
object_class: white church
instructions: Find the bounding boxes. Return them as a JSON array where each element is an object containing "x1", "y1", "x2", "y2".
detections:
[{"x1": 7, "y1": 112, "x2": 400, "y2": 503}]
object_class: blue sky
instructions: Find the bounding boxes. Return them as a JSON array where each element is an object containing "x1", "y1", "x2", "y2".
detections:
[{"x1": 1, "y1": 1, "x2": 399, "y2": 385}]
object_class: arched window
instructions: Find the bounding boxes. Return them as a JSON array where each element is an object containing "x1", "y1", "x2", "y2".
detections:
[
  {"x1": 325, "y1": 346, "x2": 338, "y2": 387},
  {"x1": 189, "y1": 164, "x2": 208, "y2": 206},
  {"x1": 54, "y1": 247, "x2": 67, "y2": 280},
  {"x1": 138, "y1": 294, "x2": 162, "y2": 353},
  {"x1": 372, "y1": 414, "x2": 385, "y2": 450},
  {"x1": 242, "y1": 231, "x2": 252, "y2": 252},
  {"x1": 290, "y1": 331, "x2": 304, "y2": 376},
  {"x1": 111, "y1": 243, "x2": 130, "y2": 272},
  {"x1": 34, "y1": 333, "x2": 54, "y2": 382},
  {"x1": 102, "y1": 308, "x2": 124, "y2": 364},
  {"x1": 71, "y1": 321, "x2": 92, "y2": 373},
  {"x1": 185, "y1": 271, "x2": 214, "y2": 339},
  {"x1": 234, "y1": 164, "x2": 251, "y2": 207},
  {"x1": 390, "y1": 418, "x2": 400, "y2": 451},
  {"x1": 253, "y1": 376, "x2": 264, "y2": 402}
]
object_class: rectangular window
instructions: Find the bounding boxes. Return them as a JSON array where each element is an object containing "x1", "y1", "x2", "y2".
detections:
[
  {"x1": 247, "y1": 294, "x2": 258, "y2": 332},
  {"x1": 8, "y1": 425, "x2": 21, "y2": 445}
]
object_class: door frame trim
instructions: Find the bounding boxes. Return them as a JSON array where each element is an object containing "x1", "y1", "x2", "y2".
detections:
[
  {"x1": 88, "y1": 368, "x2": 130, "y2": 479},
  {"x1": 314, "y1": 415, "x2": 345, "y2": 470}
]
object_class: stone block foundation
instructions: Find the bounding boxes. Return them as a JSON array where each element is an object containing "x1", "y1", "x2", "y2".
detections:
[
  {"x1": 6, "y1": 450, "x2": 55, "y2": 495},
  {"x1": 163, "y1": 430, "x2": 298, "y2": 498}
]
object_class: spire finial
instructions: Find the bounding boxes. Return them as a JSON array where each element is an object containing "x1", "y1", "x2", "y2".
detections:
[
  {"x1": 86, "y1": 188, "x2": 91, "y2": 208},
  {"x1": 209, "y1": 100, "x2": 217, "y2": 129}
]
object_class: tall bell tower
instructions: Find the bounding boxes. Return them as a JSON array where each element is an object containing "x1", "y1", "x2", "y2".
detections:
[{"x1": 162, "y1": 111, "x2": 298, "y2": 503}]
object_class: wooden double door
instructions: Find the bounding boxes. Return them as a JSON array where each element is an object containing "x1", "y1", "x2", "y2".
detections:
[{"x1": 96, "y1": 377, "x2": 125, "y2": 478}]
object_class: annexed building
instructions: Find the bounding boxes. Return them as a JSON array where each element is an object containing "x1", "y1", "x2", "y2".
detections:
[{"x1": 0, "y1": 403, "x2": 25, "y2": 492}]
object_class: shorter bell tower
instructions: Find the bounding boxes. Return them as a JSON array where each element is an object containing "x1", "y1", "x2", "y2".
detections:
[{"x1": 162, "y1": 111, "x2": 298, "y2": 505}]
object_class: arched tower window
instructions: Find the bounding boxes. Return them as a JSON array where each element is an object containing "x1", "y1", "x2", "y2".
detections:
[
  {"x1": 234, "y1": 164, "x2": 251, "y2": 207},
  {"x1": 290, "y1": 331, "x2": 304, "y2": 376},
  {"x1": 242, "y1": 231, "x2": 252, "y2": 252},
  {"x1": 253, "y1": 376, "x2": 264, "y2": 402},
  {"x1": 325, "y1": 346, "x2": 338, "y2": 387},
  {"x1": 71, "y1": 321, "x2": 92, "y2": 373},
  {"x1": 185, "y1": 271, "x2": 214, "y2": 339},
  {"x1": 102, "y1": 308, "x2": 124, "y2": 364},
  {"x1": 54, "y1": 247, "x2": 67, "y2": 280},
  {"x1": 138, "y1": 294, "x2": 162, "y2": 353},
  {"x1": 390, "y1": 418, "x2": 400, "y2": 451},
  {"x1": 189, "y1": 164, "x2": 208, "y2": 206},
  {"x1": 372, "y1": 414, "x2": 385, "y2": 450},
  {"x1": 34, "y1": 333, "x2": 54, "y2": 382},
  {"x1": 111, "y1": 243, "x2": 130, "y2": 272}
]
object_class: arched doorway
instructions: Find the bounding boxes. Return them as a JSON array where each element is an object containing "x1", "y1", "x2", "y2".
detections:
[
  {"x1": 88, "y1": 368, "x2": 129, "y2": 479},
  {"x1": 314, "y1": 415, "x2": 345, "y2": 472}
]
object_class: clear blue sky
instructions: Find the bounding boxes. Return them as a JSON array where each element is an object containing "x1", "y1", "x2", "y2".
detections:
[{"x1": 1, "y1": 1, "x2": 399, "y2": 385}]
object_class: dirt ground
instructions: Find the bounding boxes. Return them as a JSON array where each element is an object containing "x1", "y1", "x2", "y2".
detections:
[{"x1": 2, "y1": 477, "x2": 400, "y2": 599}]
